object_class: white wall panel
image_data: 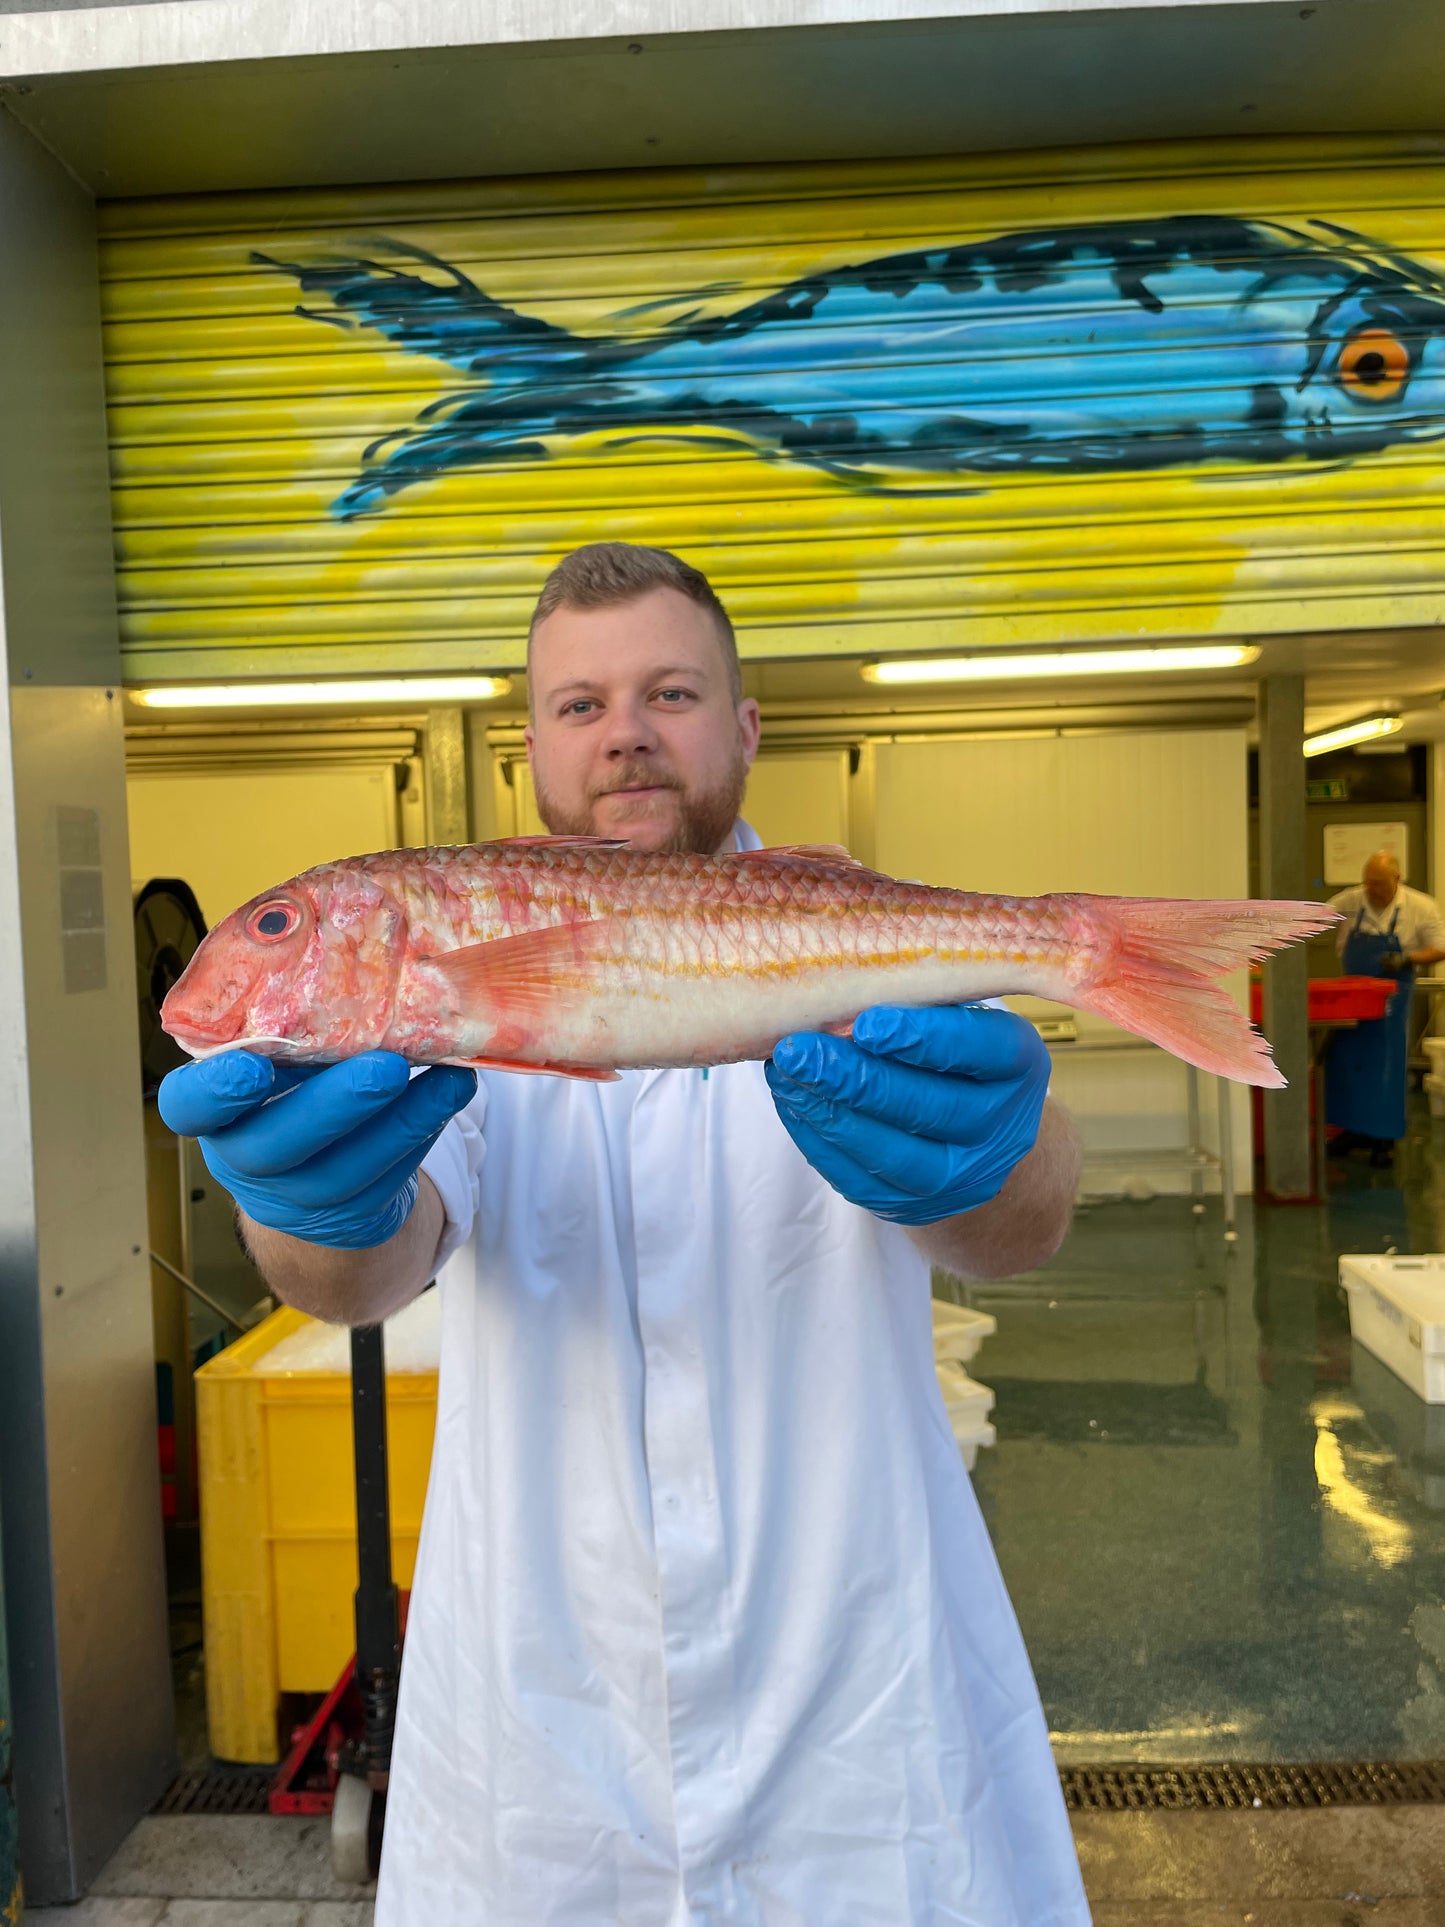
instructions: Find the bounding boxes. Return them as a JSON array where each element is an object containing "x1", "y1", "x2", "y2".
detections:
[
  {"x1": 128, "y1": 764, "x2": 400, "y2": 928},
  {"x1": 874, "y1": 728, "x2": 1252, "y2": 1195}
]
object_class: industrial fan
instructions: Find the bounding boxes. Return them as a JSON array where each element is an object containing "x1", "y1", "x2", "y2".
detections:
[{"x1": 134, "y1": 876, "x2": 207, "y2": 1097}]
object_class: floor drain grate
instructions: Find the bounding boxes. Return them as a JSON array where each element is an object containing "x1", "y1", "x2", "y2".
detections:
[
  {"x1": 158, "y1": 1760, "x2": 1445, "y2": 1818},
  {"x1": 1061, "y1": 1762, "x2": 1445, "y2": 1810},
  {"x1": 153, "y1": 1768, "x2": 274, "y2": 1816}
]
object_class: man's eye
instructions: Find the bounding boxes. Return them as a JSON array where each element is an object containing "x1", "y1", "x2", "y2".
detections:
[
  {"x1": 656, "y1": 688, "x2": 692, "y2": 704},
  {"x1": 563, "y1": 699, "x2": 597, "y2": 717}
]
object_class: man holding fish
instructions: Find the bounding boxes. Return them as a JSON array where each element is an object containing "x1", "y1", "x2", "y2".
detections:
[{"x1": 161, "y1": 543, "x2": 1325, "y2": 1926}]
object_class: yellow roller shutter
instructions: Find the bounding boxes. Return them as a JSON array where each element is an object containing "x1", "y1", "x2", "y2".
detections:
[{"x1": 99, "y1": 134, "x2": 1445, "y2": 683}]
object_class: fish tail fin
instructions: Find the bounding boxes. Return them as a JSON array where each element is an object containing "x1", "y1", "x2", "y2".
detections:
[
  {"x1": 1068, "y1": 896, "x2": 1338, "y2": 1087},
  {"x1": 255, "y1": 246, "x2": 587, "y2": 374}
]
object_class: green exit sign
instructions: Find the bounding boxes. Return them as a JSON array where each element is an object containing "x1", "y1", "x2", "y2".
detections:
[{"x1": 1308, "y1": 779, "x2": 1349, "y2": 801}]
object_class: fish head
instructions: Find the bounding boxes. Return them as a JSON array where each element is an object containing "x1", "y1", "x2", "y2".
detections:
[
  {"x1": 161, "y1": 865, "x2": 410, "y2": 1063},
  {"x1": 1279, "y1": 249, "x2": 1445, "y2": 453}
]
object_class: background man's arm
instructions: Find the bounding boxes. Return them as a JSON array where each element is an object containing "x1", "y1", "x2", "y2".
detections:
[
  {"x1": 1404, "y1": 905, "x2": 1445, "y2": 971},
  {"x1": 905, "y1": 1096, "x2": 1080, "y2": 1279}
]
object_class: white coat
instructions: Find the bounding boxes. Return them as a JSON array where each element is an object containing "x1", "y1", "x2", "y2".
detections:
[{"x1": 378, "y1": 826, "x2": 1090, "y2": 1927}]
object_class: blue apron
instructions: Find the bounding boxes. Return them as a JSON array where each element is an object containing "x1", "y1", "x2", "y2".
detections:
[{"x1": 1326, "y1": 904, "x2": 1413, "y2": 1141}]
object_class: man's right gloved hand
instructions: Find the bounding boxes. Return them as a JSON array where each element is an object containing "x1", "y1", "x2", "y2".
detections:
[{"x1": 157, "y1": 1051, "x2": 477, "y2": 1250}]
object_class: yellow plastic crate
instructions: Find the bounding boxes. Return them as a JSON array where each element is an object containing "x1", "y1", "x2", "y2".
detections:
[{"x1": 195, "y1": 1302, "x2": 438, "y2": 1764}]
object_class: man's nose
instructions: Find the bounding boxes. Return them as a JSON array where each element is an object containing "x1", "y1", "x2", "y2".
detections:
[{"x1": 600, "y1": 698, "x2": 660, "y2": 757}]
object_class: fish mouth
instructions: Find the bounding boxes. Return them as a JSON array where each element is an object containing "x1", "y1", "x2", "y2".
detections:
[{"x1": 160, "y1": 1006, "x2": 247, "y2": 1055}]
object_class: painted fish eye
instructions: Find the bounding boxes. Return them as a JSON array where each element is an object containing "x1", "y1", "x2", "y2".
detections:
[
  {"x1": 1337, "y1": 328, "x2": 1411, "y2": 403},
  {"x1": 247, "y1": 900, "x2": 301, "y2": 943}
]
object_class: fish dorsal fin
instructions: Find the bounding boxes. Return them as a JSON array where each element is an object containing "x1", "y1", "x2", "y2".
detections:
[
  {"x1": 734, "y1": 843, "x2": 865, "y2": 870},
  {"x1": 499, "y1": 834, "x2": 629, "y2": 850}
]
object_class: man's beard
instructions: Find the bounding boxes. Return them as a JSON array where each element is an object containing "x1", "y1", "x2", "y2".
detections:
[{"x1": 533, "y1": 749, "x2": 749, "y2": 856}]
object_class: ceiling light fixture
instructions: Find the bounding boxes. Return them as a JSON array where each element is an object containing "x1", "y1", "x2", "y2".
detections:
[
  {"x1": 130, "y1": 675, "x2": 512, "y2": 710},
  {"x1": 1302, "y1": 714, "x2": 1403, "y2": 758},
  {"x1": 860, "y1": 644, "x2": 1261, "y2": 685}
]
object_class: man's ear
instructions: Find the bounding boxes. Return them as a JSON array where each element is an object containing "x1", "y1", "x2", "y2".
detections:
[{"x1": 737, "y1": 698, "x2": 762, "y2": 769}]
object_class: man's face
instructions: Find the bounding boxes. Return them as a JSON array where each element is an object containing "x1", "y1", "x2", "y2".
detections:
[
  {"x1": 1363, "y1": 859, "x2": 1400, "y2": 909},
  {"x1": 525, "y1": 586, "x2": 761, "y2": 856}
]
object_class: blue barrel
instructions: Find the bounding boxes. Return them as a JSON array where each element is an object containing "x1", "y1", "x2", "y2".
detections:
[{"x1": 0, "y1": 1520, "x2": 17, "y2": 1925}]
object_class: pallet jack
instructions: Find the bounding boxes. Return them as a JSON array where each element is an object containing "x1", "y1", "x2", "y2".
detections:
[
  {"x1": 137, "y1": 879, "x2": 405, "y2": 1878},
  {"x1": 269, "y1": 1320, "x2": 404, "y2": 1883}
]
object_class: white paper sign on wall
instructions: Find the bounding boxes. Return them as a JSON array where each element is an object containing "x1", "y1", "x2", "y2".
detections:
[{"x1": 1323, "y1": 821, "x2": 1409, "y2": 886}]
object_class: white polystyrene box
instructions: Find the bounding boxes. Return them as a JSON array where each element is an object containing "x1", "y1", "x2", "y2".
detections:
[
  {"x1": 936, "y1": 1362, "x2": 996, "y2": 1423},
  {"x1": 957, "y1": 1423, "x2": 997, "y2": 1473},
  {"x1": 935, "y1": 1363, "x2": 997, "y2": 1473},
  {"x1": 932, "y1": 1301, "x2": 997, "y2": 1365},
  {"x1": 1351, "y1": 1342, "x2": 1445, "y2": 1509},
  {"x1": 1339, "y1": 1254, "x2": 1445, "y2": 1402},
  {"x1": 260, "y1": 1289, "x2": 442, "y2": 1374}
]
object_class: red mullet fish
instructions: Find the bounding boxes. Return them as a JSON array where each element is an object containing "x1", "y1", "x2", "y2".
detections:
[{"x1": 160, "y1": 836, "x2": 1336, "y2": 1087}]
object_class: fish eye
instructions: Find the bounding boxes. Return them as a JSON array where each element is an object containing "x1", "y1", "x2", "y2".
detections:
[
  {"x1": 1337, "y1": 328, "x2": 1411, "y2": 403},
  {"x1": 248, "y1": 900, "x2": 301, "y2": 942}
]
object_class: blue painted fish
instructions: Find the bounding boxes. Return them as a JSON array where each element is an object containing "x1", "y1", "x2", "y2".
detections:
[{"x1": 261, "y1": 216, "x2": 1445, "y2": 516}]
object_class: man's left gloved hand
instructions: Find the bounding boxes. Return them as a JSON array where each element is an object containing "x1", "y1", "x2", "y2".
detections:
[{"x1": 766, "y1": 1004, "x2": 1050, "y2": 1225}]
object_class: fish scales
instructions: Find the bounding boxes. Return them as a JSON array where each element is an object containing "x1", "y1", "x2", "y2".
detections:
[{"x1": 160, "y1": 838, "x2": 1336, "y2": 1088}]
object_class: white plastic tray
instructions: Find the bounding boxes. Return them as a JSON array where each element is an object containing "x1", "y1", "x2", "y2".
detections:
[
  {"x1": 1339, "y1": 1254, "x2": 1445, "y2": 1403},
  {"x1": 931, "y1": 1301, "x2": 997, "y2": 1365}
]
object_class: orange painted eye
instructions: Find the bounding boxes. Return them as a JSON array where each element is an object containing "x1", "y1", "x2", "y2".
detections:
[
  {"x1": 1337, "y1": 328, "x2": 1411, "y2": 402},
  {"x1": 247, "y1": 899, "x2": 301, "y2": 942}
]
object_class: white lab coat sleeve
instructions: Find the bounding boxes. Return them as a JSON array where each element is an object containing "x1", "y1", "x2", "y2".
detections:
[{"x1": 419, "y1": 1089, "x2": 488, "y2": 1268}]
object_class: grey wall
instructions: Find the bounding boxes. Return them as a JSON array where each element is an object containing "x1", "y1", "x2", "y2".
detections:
[
  {"x1": 0, "y1": 104, "x2": 174, "y2": 1902},
  {"x1": 2, "y1": 0, "x2": 1444, "y2": 198}
]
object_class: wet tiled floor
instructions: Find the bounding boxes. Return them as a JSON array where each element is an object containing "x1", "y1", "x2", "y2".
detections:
[
  {"x1": 963, "y1": 1096, "x2": 1445, "y2": 1766},
  {"x1": 32, "y1": 1109, "x2": 1445, "y2": 1920},
  {"x1": 27, "y1": 1804, "x2": 1445, "y2": 1924}
]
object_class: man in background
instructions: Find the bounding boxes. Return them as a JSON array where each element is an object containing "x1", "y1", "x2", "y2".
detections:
[{"x1": 1328, "y1": 849, "x2": 1445, "y2": 1166}]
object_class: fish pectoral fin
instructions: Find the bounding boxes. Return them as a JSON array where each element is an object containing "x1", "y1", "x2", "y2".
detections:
[
  {"x1": 427, "y1": 917, "x2": 614, "y2": 1011},
  {"x1": 734, "y1": 843, "x2": 866, "y2": 870},
  {"x1": 442, "y1": 1055, "x2": 621, "y2": 1082}
]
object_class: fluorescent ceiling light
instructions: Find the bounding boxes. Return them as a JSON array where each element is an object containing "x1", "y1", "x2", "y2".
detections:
[
  {"x1": 860, "y1": 644, "x2": 1261, "y2": 685},
  {"x1": 130, "y1": 675, "x2": 512, "y2": 710},
  {"x1": 1303, "y1": 714, "x2": 1403, "y2": 757}
]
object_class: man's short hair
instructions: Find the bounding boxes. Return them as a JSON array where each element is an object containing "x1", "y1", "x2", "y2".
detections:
[{"x1": 527, "y1": 542, "x2": 743, "y2": 703}]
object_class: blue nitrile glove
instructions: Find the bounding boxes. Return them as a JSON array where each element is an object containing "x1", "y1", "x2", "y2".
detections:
[
  {"x1": 765, "y1": 1005, "x2": 1049, "y2": 1225},
  {"x1": 157, "y1": 1050, "x2": 477, "y2": 1250}
]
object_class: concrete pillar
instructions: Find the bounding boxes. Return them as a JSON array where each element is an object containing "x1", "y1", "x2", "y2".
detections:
[
  {"x1": 425, "y1": 707, "x2": 473, "y2": 844},
  {"x1": 0, "y1": 112, "x2": 175, "y2": 1900},
  {"x1": 1430, "y1": 741, "x2": 1445, "y2": 904},
  {"x1": 1258, "y1": 674, "x2": 1312, "y2": 1199}
]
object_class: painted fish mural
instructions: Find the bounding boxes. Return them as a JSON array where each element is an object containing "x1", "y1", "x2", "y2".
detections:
[{"x1": 261, "y1": 215, "x2": 1445, "y2": 518}]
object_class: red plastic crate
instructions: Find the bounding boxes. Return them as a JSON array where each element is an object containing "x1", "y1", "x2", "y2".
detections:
[{"x1": 1249, "y1": 975, "x2": 1398, "y2": 1027}]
